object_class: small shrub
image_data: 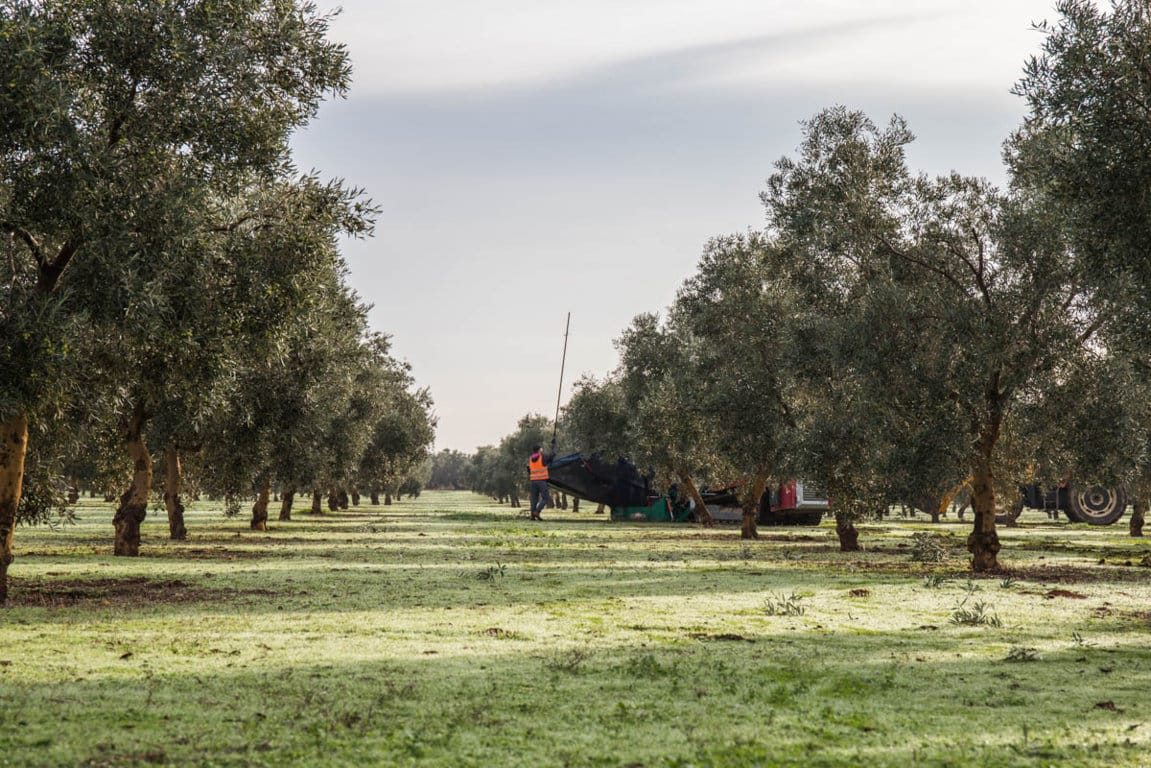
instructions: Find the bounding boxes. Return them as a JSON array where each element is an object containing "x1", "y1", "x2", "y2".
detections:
[
  {"x1": 542, "y1": 647, "x2": 592, "y2": 673},
  {"x1": 1071, "y1": 631, "x2": 1094, "y2": 648},
  {"x1": 476, "y1": 563, "x2": 506, "y2": 580},
  {"x1": 922, "y1": 574, "x2": 947, "y2": 589},
  {"x1": 1000, "y1": 576, "x2": 1017, "y2": 589},
  {"x1": 909, "y1": 532, "x2": 949, "y2": 563},
  {"x1": 949, "y1": 599, "x2": 1002, "y2": 627},
  {"x1": 764, "y1": 592, "x2": 806, "y2": 617},
  {"x1": 1005, "y1": 646, "x2": 1040, "y2": 662}
]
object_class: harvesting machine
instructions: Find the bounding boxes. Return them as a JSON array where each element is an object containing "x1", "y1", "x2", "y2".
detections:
[{"x1": 544, "y1": 453, "x2": 828, "y2": 525}]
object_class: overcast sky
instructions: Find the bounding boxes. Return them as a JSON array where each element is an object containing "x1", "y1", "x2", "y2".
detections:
[{"x1": 291, "y1": 0, "x2": 1059, "y2": 453}]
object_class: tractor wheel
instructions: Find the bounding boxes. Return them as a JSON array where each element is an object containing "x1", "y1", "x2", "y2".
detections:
[
  {"x1": 1066, "y1": 486, "x2": 1128, "y2": 526},
  {"x1": 995, "y1": 494, "x2": 1025, "y2": 526}
]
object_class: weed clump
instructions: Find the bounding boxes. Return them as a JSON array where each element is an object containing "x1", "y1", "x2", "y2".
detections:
[
  {"x1": 542, "y1": 647, "x2": 593, "y2": 673},
  {"x1": 909, "y1": 532, "x2": 950, "y2": 563},
  {"x1": 1004, "y1": 646, "x2": 1040, "y2": 662},
  {"x1": 475, "y1": 563, "x2": 506, "y2": 580},
  {"x1": 949, "y1": 600, "x2": 1002, "y2": 627},
  {"x1": 764, "y1": 592, "x2": 805, "y2": 616}
]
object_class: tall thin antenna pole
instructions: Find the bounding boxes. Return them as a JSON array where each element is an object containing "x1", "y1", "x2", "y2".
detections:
[{"x1": 551, "y1": 312, "x2": 571, "y2": 448}]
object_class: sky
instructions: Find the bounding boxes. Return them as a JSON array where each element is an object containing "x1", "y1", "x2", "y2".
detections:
[{"x1": 290, "y1": 0, "x2": 1060, "y2": 453}]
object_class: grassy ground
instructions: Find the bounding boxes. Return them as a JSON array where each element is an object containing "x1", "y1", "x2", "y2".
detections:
[{"x1": 3, "y1": 492, "x2": 1151, "y2": 767}]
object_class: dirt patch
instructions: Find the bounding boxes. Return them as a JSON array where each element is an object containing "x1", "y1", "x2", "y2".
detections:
[
  {"x1": 8, "y1": 577, "x2": 281, "y2": 608},
  {"x1": 687, "y1": 632, "x2": 754, "y2": 642},
  {"x1": 164, "y1": 547, "x2": 274, "y2": 560},
  {"x1": 1044, "y1": 589, "x2": 1089, "y2": 599},
  {"x1": 1001, "y1": 565, "x2": 1151, "y2": 584},
  {"x1": 480, "y1": 627, "x2": 526, "y2": 640}
]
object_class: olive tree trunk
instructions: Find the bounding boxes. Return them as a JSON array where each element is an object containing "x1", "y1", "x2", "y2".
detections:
[
  {"x1": 740, "y1": 470, "x2": 770, "y2": 540},
  {"x1": 1130, "y1": 496, "x2": 1145, "y2": 538},
  {"x1": 0, "y1": 414, "x2": 29, "y2": 603},
  {"x1": 966, "y1": 455, "x2": 1002, "y2": 572},
  {"x1": 678, "y1": 473, "x2": 713, "y2": 526},
  {"x1": 250, "y1": 476, "x2": 271, "y2": 531},
  {"x1": 310, "y1": 489, "x2": 322, "y2": 514},
  {"x1": 164, "y1": 442, "x2": 187, "y2": 540},
  {"x1": 835, "y1": 512, "x2": 861, "y2": 552},
  {"x1": 114, "y1": 404, "x2": 152, "y2": 557},
  {"x1": 278, "y1": 486, "x2": 296, "y2": 522},
  {"x1": 964, "y1": 388, "x2": 1004, "y2": 572}
]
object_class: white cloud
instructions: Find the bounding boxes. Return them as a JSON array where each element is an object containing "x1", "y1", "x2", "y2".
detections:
[{"x1": 325, "y1": 0, "x2": 1055, "y2": 95}]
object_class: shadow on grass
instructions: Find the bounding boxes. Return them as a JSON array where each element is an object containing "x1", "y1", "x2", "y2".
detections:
[{"x1": 2, "y1": 631, "x2": 1150, "y2": 767}]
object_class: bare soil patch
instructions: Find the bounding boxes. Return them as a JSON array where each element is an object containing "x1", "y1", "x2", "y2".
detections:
[
  {"x1": 687, "y1": 632, "x2": 754, "y2": 642},
  {"x1": 8, "y1": 577, "x2": 280, "y2": 608}
]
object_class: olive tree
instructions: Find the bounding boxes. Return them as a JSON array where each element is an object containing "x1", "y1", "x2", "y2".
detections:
[
  {"x1": 765, "y1": 107, "x2": 1108, "y2": 571},
  {"x1": 672, "y1": 233, "x2": 797, "y2": 539},
  {"x1": 614, "y1": 314, "x2": 717, "y2": 524}
]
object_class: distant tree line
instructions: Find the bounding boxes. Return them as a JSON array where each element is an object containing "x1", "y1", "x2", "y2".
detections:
[
  {"x1": 0, "y1": 1, "x2": 436, "y2": 602},
  {"x1": 477, "y1": 0, "x2": 1151, "y2": 571}
]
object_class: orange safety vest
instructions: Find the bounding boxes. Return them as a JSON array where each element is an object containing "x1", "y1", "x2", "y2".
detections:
[{"x1": 529, "y1": 452, "x2": 548, "y2": 481}]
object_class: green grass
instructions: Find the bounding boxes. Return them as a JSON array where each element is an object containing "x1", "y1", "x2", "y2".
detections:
[{"x1": 3, "y1": 493, "x2": 1151, "y2": 766}]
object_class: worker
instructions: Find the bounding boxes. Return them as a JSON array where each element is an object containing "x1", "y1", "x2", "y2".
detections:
[{"x1": 528, "y1": 443, "x2": 554, "y2": 521}]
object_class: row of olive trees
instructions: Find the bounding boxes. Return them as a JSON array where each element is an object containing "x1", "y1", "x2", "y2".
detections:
[
  {"x1": 552, "y1": 0, "x2": 1151, "y2": 570},
  {"x1": 0, "y1": 1, "x2": 435, "y2": 601}
]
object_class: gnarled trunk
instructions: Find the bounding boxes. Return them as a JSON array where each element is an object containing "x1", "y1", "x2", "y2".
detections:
[
  {"x1": 114, "y1": 404, "x2": 152, "y2": 557},
  {"x1": 595, "y1": 502, "x2": 604, "y2": 514},
  {"x1": 835, "y1": 513, "x2": 860, "y2": 552},
  {"x1": 350, "y1": 489, "x2": 360, "y2": 506},
  {"x1": 572, "y1": 497, "x2": 580, "y2": 513},
  {"x1": 0, "y1": 414, "x2": 30, "y2": 604},
  {"x1": 740, "y1": 471, "x2": 770, "y2": 540},
  {"x1": 164, "y1": 442, "x2": 187, "y2": 540},
  {"x1": 310, "y1": 489, "x2": 322, "y2": 514},
  {"x1": 370, "y1": 490, "x2": 380, "y2": 505},
  {"x1": 250, "y1": 476, "x2": 271, "y2": 531},
  {"x1": 1130, "y1": 496, "x2": 1145, "y2": 538},
  {"x1": 278, "y1": 486, "x2": 296, "y2": 521},
  {"x1": 966, "y1": 458, "x2": 1001, "y2": 572},
  {"x1": 385, "y1": 492, "x2": 393, "y2": 506},
  {"x1": 678, "y1": 473, "x2": 712, "y2": 527}
]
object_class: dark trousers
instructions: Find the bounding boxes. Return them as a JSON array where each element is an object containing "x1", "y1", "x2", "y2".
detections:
[{"x1": 530, "y1": 480, "x2": 550, "y2": 516}]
